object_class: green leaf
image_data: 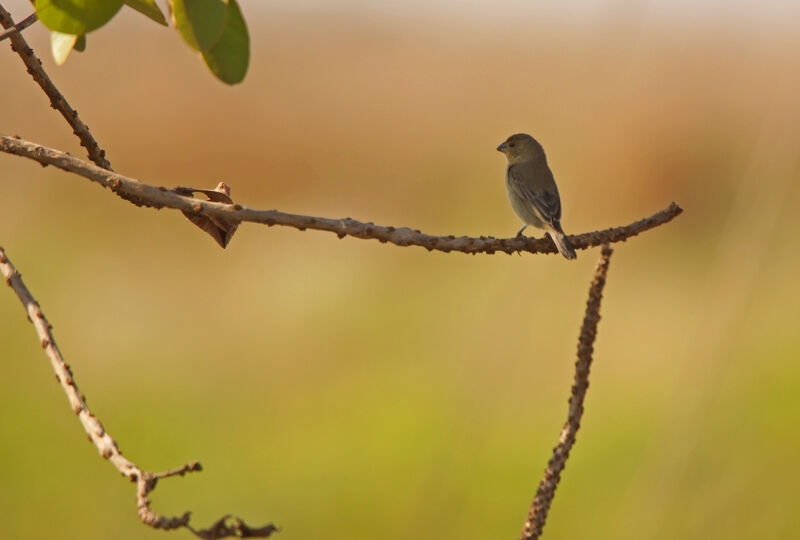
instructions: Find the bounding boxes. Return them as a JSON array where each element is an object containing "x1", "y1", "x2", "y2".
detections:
[
  {"x1": 125, "y1": 0, "x2": 167, "y2": 26},
  {"x1": 35, "y1": 0, "x2": 124, "y2": 35},
  {"x1": 50, "y1": 30, "x2": 77, "y2": 65},
  {"x1": 202, "y1": 0, "x2": 248, "y2": 84},
  {"x1": 172, "y1": 0, "x2": 229, "y2": 52},
  {"x1": 74, "y1": 34, "x2": 86, "y2": 52}
]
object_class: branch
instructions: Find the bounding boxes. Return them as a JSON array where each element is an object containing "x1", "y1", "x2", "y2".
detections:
[
  {"x1": 0, "y1": 11, "x2": 36, "y2": 42},
  {"x1": 0, "y1": 246, "x2": 277, "y2": 539},
  {"x1": 520, "y1": 244, "x2": 613, "y2": 540},
  {"x1": 0, "y1": 6, "x2": 111, "y2": 169},
  {"x1": 0, "y1": 136, "x2": 683, "y2": 254}
]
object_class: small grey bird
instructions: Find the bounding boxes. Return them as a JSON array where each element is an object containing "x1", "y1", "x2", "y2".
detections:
[{"x1": 497, "y1": 133, "x2": 577, "y2": 260}]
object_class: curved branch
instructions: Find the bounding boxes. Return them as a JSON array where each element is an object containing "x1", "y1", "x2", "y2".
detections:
[
  {"x1": 0, "y1": 7, "x2": 111, "y2": 169},
  {"x1": 0, "y1": 246, "x2": 277, "y2": 539},
  {"x1": 0, "y1": 136, "x2": 682, "y2": 254},
  {"x1": 520, "y1": 245, "x2": 613, "y2": 540}
]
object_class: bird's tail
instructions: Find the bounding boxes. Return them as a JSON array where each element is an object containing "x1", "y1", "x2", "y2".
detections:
[{"x1": 547, "y1": 227, "x2": 577, "y2": 260}]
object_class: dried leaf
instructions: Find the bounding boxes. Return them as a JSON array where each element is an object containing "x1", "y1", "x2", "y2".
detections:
[{"x1": 173, "y1": 182, "x2": 239, "y2": 248}]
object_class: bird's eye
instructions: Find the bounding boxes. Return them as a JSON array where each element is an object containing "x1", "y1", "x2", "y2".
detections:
[{"x1": 509, "y1": 143, "x2": 515, "y2": 148}]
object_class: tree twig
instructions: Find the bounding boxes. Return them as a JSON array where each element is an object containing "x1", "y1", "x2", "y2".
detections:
[
  {"x1": 0, "y1": 11, "x2": 36, "y2": 42},
  {"x1": 520, "y1": 244, "x2": 613, "y2": 540},
  {"x1": 0, "y1": 135, "x2": 682, "y2": 254},
  {"x1": 0, "y1": 5, "x2": 112, "y2": 169},
  {"x1": 0, "y1": 246, "x2": 277, "y2": 539}
]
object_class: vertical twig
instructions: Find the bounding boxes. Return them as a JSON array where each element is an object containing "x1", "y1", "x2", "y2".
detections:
[{"x1": 520, "y1": 244, "x2": 613, "y2": 540}]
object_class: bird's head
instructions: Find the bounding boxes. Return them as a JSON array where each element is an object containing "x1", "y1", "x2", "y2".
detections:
[{"x1": 496, "y1": 133, "x2": 546, "y2": 164}]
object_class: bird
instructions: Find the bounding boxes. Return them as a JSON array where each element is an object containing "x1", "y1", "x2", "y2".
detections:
[{"x1": 497, "y1": 133, "x2": 577, "y2": 260}]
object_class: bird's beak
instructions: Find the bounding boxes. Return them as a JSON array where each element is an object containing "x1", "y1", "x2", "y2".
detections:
[{"x1": 496, "y1": 141, "x2": 507, "y2": 153}]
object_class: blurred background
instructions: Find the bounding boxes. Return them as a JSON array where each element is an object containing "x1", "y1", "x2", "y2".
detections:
[{"x1": 1, "y1": 1, "x2": 799, "y2": 539}]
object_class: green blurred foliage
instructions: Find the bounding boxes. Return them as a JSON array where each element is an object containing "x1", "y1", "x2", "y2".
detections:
[
  {"x1": 35, "y1": 0, "x2": 124, "y2": 34},
  {"x1": 201, "y1": 0, "x2": 249, "y2": 84},
  {"x1": 49, "y1": 29, "x2": 78, "y2": 64},
  {"x1": 125, "y1": 0, "x2": 167, "y2": 26},
  {"x1": 32, "y1": 0, "x2": 249, "y2": 84},
  {"x1": 172, "y1": 0, "x2": 228, "y2": 51},
  {"x1": 1, "y1": 3, "x2": 799, "y2": 540}
]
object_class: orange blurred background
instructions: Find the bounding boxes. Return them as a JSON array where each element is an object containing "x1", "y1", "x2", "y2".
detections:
[{"x1": 1, "y1": 1, "x2": 799, "y2": 539}]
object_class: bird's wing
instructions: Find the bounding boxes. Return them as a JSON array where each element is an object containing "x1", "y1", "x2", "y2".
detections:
[{"x1": 507, "y1": 164, "x2": 562, "y2": 227}]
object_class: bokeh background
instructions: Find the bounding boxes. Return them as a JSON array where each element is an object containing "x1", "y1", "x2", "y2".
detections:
[{"x1": 2, "y1": 1, "x2": 799, "y2": 539}]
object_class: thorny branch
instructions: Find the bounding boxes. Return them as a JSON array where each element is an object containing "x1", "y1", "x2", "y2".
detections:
[
  {"x1": 0, "y1": 136, "x2": 682, "y2": 255},
  {"x1": 519, "y1": 244, "x2": 614, "y2": 540},
  {"x1": 0, "y1": 246, "x2": 277, "y2": 539},
  {"x1": 0, "y1": 6, "x2": 111, "y2": 169}
]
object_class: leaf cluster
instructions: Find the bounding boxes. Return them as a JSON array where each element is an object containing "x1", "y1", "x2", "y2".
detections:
[{"x1": 34, "y1": 0, "x2": 249, "y2": 84}]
